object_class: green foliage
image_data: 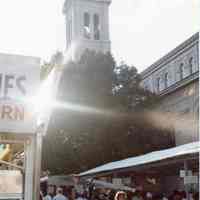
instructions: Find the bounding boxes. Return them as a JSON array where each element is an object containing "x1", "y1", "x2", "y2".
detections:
[
  {"x1": 42, "y1": 50, "x2": 174, "y2": 175},
  {"x1": 113, "y1": 62, "x2": 159, "y2": 111},
  {"x1": 40, "y1": 62, "x2": 54, "y2": 80},
  {"x1": 40, "y1": 51, "x2": 64, "y2": 80},
  {"x1": 51, "y1": 51, "x2": 64, "y2": 66}
]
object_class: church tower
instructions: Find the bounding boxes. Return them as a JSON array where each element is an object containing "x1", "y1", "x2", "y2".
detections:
[{"x1": 63, "y1": 0, "x2": 111, "y2": 61}]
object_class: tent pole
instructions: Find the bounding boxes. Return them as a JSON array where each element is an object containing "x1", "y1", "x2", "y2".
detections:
[
  {"x1": 184, "y1": 160, "x2": 189, "y2": 200},
  {"x1": 35, "y1": 131, "x2": 43, "y2": 200}
]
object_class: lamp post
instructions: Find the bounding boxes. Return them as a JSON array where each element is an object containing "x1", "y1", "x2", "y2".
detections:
[
  {"x1": 35, "y1": 122, "x2": 45, "y2": 200},
  {"x1": 33, "y1": 67, "x2": 63, "y2": 200}
]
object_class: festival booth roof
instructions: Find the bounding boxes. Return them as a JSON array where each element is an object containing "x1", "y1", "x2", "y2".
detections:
[
  {"x1": 40, "y1": 175, "x2": 75, "y2": 186},
  {"x1": 80, "y1": 142, "x2": 200, "y2": 177}
]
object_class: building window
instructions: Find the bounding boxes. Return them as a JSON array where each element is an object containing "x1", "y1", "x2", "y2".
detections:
[
  {"x1": 66, "y1": 20, "x2": 72, "y2": 48},
  {"x1": 164, "y1": 72, "x2": 169, "y2": 89},
  {"x1": 189, "y1": 57, "x2": 193, "y2": 75},
  {"x1": 93, "y1": 14, "x2": 100, "y2": 40},
  {"x1": 156, "y1": 77, "x2": 160, "y2": 92},
  {"x1": 179, "y1": 63, "x2": 184, "y2": 80},
  {"x1": 69, "y1": 20, "x2": 72, "y2": 44},
  {"x1": 83, "y1": 12, "x2": 91, "y2": 39}
]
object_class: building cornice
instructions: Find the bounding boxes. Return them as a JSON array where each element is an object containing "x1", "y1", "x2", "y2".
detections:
[
  {"x1": 141, "y1": 32, "x2": 199, "y2": 79},
  {"x1": 63, "y1": 0, "x2": 72, "y2": 14},
  {"x1": 158, "y1": 71, "x2": 199, "y2": 97},
  {"x1": 63, "y1": 0, "x2": 111, "y2": 13}
]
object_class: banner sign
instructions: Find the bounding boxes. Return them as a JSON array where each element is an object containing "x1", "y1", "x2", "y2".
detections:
[
  {"x1": 0, "y1": 53, "x2": 40, "y2": 134},
  {"x1": 112, "y1": 178, "x2": 122, "y2": 186},
  {"x1": 184, "y1": 176, "x2": 198, "y2": 184},
  {"x1": 122, "y1": 177, "x2": 132, "y2": 186},
  {"x1": 0, "y1": 170, "x2": 22, "y2": 195}
]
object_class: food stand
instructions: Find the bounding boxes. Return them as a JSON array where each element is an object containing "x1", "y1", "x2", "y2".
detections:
[
  {"x1": 79, "y1": 142, "x2": 199, "y2": 198},
  {"x1": 0, "y1": 53, "x2": 40, "y2": 200}
]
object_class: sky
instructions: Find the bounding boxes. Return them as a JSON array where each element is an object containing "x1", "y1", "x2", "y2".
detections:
[{"x1": 0, "y1": 0, "x2": 199, "y2": 72}]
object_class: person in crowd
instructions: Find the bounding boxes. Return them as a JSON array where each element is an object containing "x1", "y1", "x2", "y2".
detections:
[
  {"x1": 145, "y1": 192, "x2": 153, "y2": 200},
  {"x1": 179, "y1": 191, "x2": 186, "y2": 200},
  {"x1": 40, "y1": 191, "x2": 44, "y2": 200},
  {"x1": 162, "y1": 196, "x2": 168, "y2": 200},
  {"x1": 127, "y1": 192, "x2": 135, "y2": 200},
  {"x1": 44, "y1": 186, "x2": 55, "y2": 200},
  {"x1": 193, "y1": 192, "x2": 199, "y2": 200},
  {"x1": 114, "y1": 191, "x2": 127, "y2": 200},
  {"x1": 188, "y1": 192, "x2": 194, "y2": 200},
  {"x1": 53, "y1": 187, "x2": 68, "y2": 200},
  {"x1": 70, "y1": 187, "x2": 76, "y2": 200},
  {"x1": 154, "y1": 193, "x2": 164, "y2": 200},
  {"x1": 108, "y1": 190, "x2": 116, "y2": 200},
  {"x1": 76, "y1": 193, "x2": 87, "y2": 200},
  {"x1": 172, "y1": 191, "x2": 182, "y2": 200},
  {"x1": 82, "y1": 190, "x2": 89, "y2": 200},
  {"x1": 91, "y1": 189, "x2": 99, "y2": 200},
  {"x1": 132, "y1": 191, "x2": 143, "y2": 200},
  {"x1": 99, "y1": 192, "x2": 109, "y2": 200}
]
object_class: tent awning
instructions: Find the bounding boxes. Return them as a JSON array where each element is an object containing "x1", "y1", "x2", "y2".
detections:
[
  {"x1": 80, "y1": 142, "x2": 200, "y2": 177},
  {"x1": 40, "y1": 175, "x2": 75, "y2": 186}
]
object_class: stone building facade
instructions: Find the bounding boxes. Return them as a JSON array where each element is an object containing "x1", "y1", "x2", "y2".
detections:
[
  {"x1": 141, "y1": 33, "x2": 199, "y2": 146},
  {"x1": 63, "y1": 0, "x2": 111, "y2": 61}
]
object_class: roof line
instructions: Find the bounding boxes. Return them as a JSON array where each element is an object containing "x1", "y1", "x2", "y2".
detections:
[
  {"x1": 79, "y1": 141, "x2": 200, "y2": 176},
  {"x1": 141, "y1": 32, "x2": 199, "y2": 77}
]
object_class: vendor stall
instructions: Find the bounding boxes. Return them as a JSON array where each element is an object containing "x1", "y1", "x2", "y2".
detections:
[{"x1": 79, "y1": 142, "x2": 199, "y2": 197}]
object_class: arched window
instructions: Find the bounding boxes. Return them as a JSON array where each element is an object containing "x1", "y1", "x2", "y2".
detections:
[
  {"x1": 164, "y1": 72, "x2": 169, "y2": 88},
  {"x1": 69, "y1": 20, "x2": 72, "y2": 44},
  {"x1": 179, "y1": 63, "x2": 184, "y2": 80},
  {"x1": 156, "y1": 77, "x2": 161, "y2": 92},
  {"x1": 66, "y1": 20, "x2": 72, "y2": 48},
  {"x1": 83, "y1": 12, "x2": 91, "y2": 39},
  {"x1": 189, "y1": 57, "x2": 193, "y2": 75},
  {"x1": 93, "y1": 14, "x2": 100, "y2": 40}
]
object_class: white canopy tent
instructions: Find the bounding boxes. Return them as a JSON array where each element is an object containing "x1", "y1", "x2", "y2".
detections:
[{"x1": 80, "y1": 142, "x2": 200, "y2": 177}]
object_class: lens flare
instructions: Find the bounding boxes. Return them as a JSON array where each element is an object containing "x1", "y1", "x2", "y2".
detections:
[{"x1": 20, "y1": 65, "x2": 198, "y2": 139}]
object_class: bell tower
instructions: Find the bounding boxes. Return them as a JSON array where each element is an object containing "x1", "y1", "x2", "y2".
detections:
[{"x1": 63, "y1": 0, "x2": 111, "y2": 61}]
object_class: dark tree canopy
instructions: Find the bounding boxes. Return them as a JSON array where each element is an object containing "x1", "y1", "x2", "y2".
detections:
[
  {"x1": 42, "y1": 50, "x2": 174, "y2": 175},
  {"x1": 40, "y1": 51, "x2": 64, "y2": 80}
]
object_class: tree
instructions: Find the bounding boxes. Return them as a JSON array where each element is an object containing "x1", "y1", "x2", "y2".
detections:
[
  {"x1": 42, "y1": 50, "x2": 174, "y2": 174},
  {"x1": 40, "y1": 51, "x2": 64, "y2": 80},
  {"x1": 40, "y1": 61, "x2": 53, "y2": 80},
  {"x1": 113, "y1": 62, "x2": 159, "y2": 111},
  {"x1": 50, "y1": 51, "x2": 64, "y2": 66}
]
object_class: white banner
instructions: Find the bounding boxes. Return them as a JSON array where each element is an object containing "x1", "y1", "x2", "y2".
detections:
[
  {"x1": 112, "y1": 178, "x2": 122, "y2": 186},
  {"x1": 0, "y1": 53, "x2": 40, "y2": 134},
  {"x1": 184, "y1": 176, "x2": 198, "y2": 184},
  {"x1": 0, "y1": 170, "x2": 22, "y2": 194}
]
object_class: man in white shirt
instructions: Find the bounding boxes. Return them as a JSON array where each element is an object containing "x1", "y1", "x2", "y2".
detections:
[{"x1": 53, "y1": 187, "x2": 68, "y2": 200}]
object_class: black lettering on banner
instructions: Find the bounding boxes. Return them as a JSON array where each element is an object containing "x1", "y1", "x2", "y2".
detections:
[
  {"x1": 4, "y1": 75, "x2": 14, "y2": 98},
  {"x1": 16, "y1": 76, "x2": 26, "y2": 95},
  {"x1": 1, "y1": 105, "x2": 12, "y2": 120},
  {"x1": 0, "y1": 104, "x2": 25, "y2": 120},
  {"x1": 14, "y1": 105, "x2": 24, "y2": 120}
]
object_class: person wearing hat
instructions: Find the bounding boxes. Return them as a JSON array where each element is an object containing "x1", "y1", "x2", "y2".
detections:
[{"x1": 115, "y1": 191, "x2": 127, "y2": 200}]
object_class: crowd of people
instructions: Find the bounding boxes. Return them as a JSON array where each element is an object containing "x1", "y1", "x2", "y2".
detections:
[
  {"x1": 40, "y1": 185, "x2": 199, "y2": 200},
  {"x1": 43, "y1": 187, "x2": 68, "y2": 200},
  {"x1": 115, "y1": 190, "x2": 199, "y2": 200},
  {"x1": 40, "y1": 186, "x2": 87, "y2": 200}
]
